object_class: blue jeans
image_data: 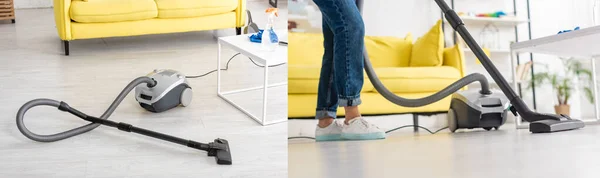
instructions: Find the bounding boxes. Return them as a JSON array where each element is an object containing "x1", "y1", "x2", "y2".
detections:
[{"x1": 313, "y1": 0, "x2": 365, "y2": 120}]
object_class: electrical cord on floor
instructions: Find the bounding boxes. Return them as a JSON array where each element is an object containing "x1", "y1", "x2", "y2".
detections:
[
  {"x1": 185, "y1": 53, "x2": 286, "y2": 78},
  {"x1": 247, "y1": 57, "x2": 287, "y2": 67},
  {"x1": 385, "y1": 125, "x2": 448, "y2": 134},
  {"x1": 288, "y1": 136, "x2": 318, "y2": 140},
  {"x1": 186, "y1": 53, "x2": 239, "y2": 78},
  {"x1": 288, "y1": 125, "x2": 449, "y2": 140}
]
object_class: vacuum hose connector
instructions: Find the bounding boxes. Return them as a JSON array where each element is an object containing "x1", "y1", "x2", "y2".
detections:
[
  {"x1": 16, "y1": 77, "x2": 156, "y2": 142},
  {"x1": 363, "y1": 48, "x2": 491, "y2": 108}
]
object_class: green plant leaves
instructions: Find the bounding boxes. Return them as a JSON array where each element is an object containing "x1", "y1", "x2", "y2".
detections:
[{"x1": 527, "y1": 58, "x2": 595, "y2": 105}]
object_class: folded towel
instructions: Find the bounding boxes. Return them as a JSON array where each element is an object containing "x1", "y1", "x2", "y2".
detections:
[{"x1": 249, "y1": 29, "x2": 279, "y2": 43}]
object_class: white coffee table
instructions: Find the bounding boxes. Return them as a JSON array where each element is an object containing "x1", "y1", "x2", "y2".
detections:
[
  {"x1": 217, "y1": 31, "x2": 287, "y2": 126},
  {"x1": 510, "y1": 25, "x2": 600, "y2": 129}
]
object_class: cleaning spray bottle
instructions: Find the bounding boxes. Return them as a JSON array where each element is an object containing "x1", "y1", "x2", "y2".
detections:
[{"x1": 262, "y1": 8, "x2": 279, "y2": 51}]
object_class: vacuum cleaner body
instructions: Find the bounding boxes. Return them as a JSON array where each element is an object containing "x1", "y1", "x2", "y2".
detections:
[
  {"x1": 448, "y1": 89, "x2": 510, "y2": 132},
  {"x1": 135, "y1": 69, "x2": 193, "y2": 113}
]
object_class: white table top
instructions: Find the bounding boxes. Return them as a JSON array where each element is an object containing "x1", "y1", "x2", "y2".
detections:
[
  {"x1": 218, "y1": 30, "x2": 288, "y2": 65},
  {"x1": 511, "y1": 25, "x2": 600, "y2": 58}
]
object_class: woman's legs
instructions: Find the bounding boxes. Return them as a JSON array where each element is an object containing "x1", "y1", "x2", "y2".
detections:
[
  {"x1": 314, "y1": 0, "x2": 365, "y2": 124},
  {"x1": 313, "y1": 0, "x2": 384, "y2": 141},
  {"x1": 315, "y1": 15, "x2": 338, "y2": 128}
]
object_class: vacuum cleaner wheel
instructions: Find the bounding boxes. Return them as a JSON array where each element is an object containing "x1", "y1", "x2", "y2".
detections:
[
  {"x1": 448, "y1": 108, "x2": 458, "y2": 133},
  {"x1": 180, "y1": 88, "x2": 193, "y2": 107}
]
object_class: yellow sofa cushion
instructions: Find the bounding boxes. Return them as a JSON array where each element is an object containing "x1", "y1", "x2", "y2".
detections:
[
  {"x1": 288, "y1": 66, "x2": 374, "y2": 94},
  {"x1": 373, "y1": 66, "x2": 461, "y2": 93},
  {"x1": 289, "y1": 32, "x2": 414, "y2": 67},
  {"x1": 70, "y1": 12, "x2": 237, "y2": 40},
  {"x1": 288, "y1": 32, "x2": 325, "y2": 66},
  {"x1": 365, "y1": 34, "x2": 413, "y2": 67},
  {"x1": 70, "y1": 0, "x2": 158, "y2": 23},
  {"x1": 155, "y1": 0, "x2": 238, "y2": 18},
  {"x1": 410, "y1": 20, "x2": 444, "y2": 67}
]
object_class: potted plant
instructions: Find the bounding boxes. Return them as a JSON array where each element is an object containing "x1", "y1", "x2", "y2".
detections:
[{"x1": 528, "y1": 58, "x2": 595, "y2": 116}]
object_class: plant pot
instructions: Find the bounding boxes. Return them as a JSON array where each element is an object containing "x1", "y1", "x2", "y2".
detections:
[{"x1": 554, "y1": 104, "x2": 570, "y2": 116}]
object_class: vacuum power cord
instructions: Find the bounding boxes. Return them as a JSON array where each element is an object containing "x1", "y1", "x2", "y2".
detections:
[
  {"x1": 186, "y1": 53, "x2": 286, "y2": 79},
  {"x1": 385, "y1": 125, "x2": 448, "y2": 134}
]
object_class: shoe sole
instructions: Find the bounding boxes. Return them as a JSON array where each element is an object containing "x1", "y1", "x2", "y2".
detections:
[
  {"x1": 315, "y1": 134, "x2": 343, "y2": 142},
  {"x1": 341, "y1": 132, "x2": 386, "y2": 140}
]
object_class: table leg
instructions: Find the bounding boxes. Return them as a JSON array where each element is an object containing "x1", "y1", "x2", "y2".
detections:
[
  {"x1": 262, "y1": 61, "x2": 269, "y2": 125},
  {"x1": 592, "y1": 57, "x2": 600, "y2": 122},
  {"x1": 511, "y1": 51, "x2": 523, "y2": 129},
  {"x1": 510, "y1": 51, "x2": 519, "y2": 94},
  {"x1": 412, "y1": 114, "x2": 419, "y2": 132},
  {"x1": 217, "y1": 42, "x2": 222, "y2": 94}
]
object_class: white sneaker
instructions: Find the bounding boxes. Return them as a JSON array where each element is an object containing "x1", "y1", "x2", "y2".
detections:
[
  {"x1": 315, "y1": 121, "x2": 344, "y2": 142},
  {"x1": 341, "y1": 117, "x2": 386, "y2": 140}
]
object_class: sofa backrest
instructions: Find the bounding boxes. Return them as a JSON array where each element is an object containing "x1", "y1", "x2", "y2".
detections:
[
  {"x1": 288, "y1": 32, "x2": 414, "y2": 67},
  {"x1": 288, "y1": 32, "x2": 324, "y2": 66},
  {"x1": 364, "y1": 35, "x2": 413, "y2": 67}
]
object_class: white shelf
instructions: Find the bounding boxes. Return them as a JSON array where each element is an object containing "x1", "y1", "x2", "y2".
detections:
[
  {"x1": 446, "y1": 16, "x2": 529, "y2": 27},
  {"x1": 511, "y1": 25, "x2": 600, "y2": 58}
]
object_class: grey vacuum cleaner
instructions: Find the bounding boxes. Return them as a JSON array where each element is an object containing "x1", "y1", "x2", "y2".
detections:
[
  {"x1": 447, "y1": 89, "x2": 509, "y2": 132},
  {"x1": 16, "y1": 69, "x2": 232, "y2": 165},
  {"x1": 135, "y1": 69, "x2": 193, "y2": 113},
  {"x1": 356, "y1": 0, "x2": 585, "y2": 133}
]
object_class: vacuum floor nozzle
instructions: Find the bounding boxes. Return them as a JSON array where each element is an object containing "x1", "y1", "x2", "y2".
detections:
[
  {"x1": 207, "y1": 139, "x2": 232, "y2": 165},
  {"x1": 530, "y1": 119, "x2": 585, "y2": 133}
]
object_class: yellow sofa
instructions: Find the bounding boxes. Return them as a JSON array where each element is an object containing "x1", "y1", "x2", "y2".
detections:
[
  {"x1": 288, "y1": 30, "x2": 466, "y2": 118},
  {"x1": 53, "y1": 0, "x2": 246, "y2": 55}
]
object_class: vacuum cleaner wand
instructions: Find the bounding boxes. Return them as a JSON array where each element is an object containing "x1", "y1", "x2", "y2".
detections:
[
  {"x1": 16, "y1": 76, "x2": 232, "y2": 165},
  {"x1": 433, "y1": 0, "x2": 584, "y2": 133},
  {"x1": 57, "y1": 101, "x2": 232, "y2": 165}
]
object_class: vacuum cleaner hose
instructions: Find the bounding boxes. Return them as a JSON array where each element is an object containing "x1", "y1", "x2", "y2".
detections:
[
  {"x1": 363, "y1": 48, "x2": 491, "y2": 107},
  {"x1": 16, "y1": 77, "x2": 156, "y2": 142}
]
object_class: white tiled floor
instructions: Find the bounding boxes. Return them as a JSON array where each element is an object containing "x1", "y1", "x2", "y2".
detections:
[
  {"x1": 0, "y1": 2, "x2": 288, "y2": 178},
  {"x1": 289, "y1": 125, "x2": 600, "y2": 178}
]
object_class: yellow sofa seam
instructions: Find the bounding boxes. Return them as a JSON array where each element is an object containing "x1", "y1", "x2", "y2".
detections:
[
  {"x1": 158, "y1": 7, "x2": 236, "y2": 10},
  {"x1": 72, "y1": 10, "x2": 157, "y2": 17}
]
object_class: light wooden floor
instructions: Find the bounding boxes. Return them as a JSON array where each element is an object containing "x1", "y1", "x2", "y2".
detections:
[
  {"x1": 0, "y1": 3, "x2": 288, "y2": 178},
  {"x1": 289, "y1": 125, "x2": 600, "y2": 178}
]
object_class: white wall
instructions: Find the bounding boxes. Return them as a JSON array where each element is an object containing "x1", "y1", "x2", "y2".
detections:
[
  {"x1": 362, "y1": 0, "x2": 438, "y2": 38},
  {"x1": 14, "y1": 0, "x2": 52, "y2": 9}
]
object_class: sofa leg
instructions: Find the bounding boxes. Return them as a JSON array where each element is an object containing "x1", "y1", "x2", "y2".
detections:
[
  {"x1": 63, "y1": 40, "x2": 70, "y2": 56},
  {"x1": 413, "y1": 114, "x2": 419, "y2": 132},
  {"x1": 236, "y1": 27, "x2": 242, "y2": 35},
  {"x1": 11, "y1": 19, "x2": 15, "y2": 23}
]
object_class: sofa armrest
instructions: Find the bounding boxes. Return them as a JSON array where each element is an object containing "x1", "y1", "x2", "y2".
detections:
[
  {"x1": 53, "y1": 0, "x2": 72, "y2": 40},
  {"x1": 235, "y1": 0, "x2": 247, "y2": 27},
  {"x1": 443, "y1": 44, "x2": 466, "y2": 77}
]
